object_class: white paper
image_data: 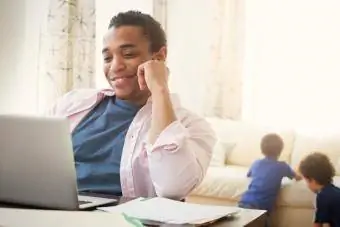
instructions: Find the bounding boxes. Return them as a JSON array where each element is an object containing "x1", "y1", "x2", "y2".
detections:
[{"x1": 98, "y1": 197, "x2": 241, "y2": 225}]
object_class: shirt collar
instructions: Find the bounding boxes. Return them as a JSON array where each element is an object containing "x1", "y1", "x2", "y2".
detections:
[
  {"x1": 317, "y1": 183, "x2": 333, "y2": 194},
  {"x1": 98, "y1": 89, "x2": 181, "y2": 107}
]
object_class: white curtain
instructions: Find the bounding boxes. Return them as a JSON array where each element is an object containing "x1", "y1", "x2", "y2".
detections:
[
  {"x1": 242, "y1": 0, "x2": 340, "y2": 135},
  {"x1": 166, "y1": 0, "x2": 244, "y2": 119},
  {"x1": 38, "y1": 0, "x2": 96, "y2": 113},
  {"x1": 203, "y1": 0, "x2": 244, "y2": 119},
  {"x1": 153, "y1": 0, "x2": 167, "y2": 32}
]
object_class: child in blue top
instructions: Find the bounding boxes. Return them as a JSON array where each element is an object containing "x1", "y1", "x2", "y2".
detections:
[
  {"x1": 299, "y1": 152, "x2": 340, "y2": 227},
  {"x1": 239, "y1": 133, "x2": 300, "y2": 214}
]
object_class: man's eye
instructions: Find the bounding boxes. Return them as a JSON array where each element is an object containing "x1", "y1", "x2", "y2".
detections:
[
  {"x1": 123, "y1": 53, "x2": 136, "y2": 58},
  {"x1": 103, "y1": 56, "x2": 112, "y2": 62}
]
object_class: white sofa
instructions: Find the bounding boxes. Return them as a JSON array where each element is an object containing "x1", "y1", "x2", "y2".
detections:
[{"x1": 187, "y1": 117, "x2": 340, "y2": 227}]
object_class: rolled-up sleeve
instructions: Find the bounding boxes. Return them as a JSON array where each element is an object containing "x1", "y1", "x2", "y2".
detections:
[{"x1": 145, "y1": 117, "x2": 216, "y2": 199}]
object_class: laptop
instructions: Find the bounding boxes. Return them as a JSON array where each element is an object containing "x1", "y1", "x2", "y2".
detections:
[{"x1": 0, "y1": 114, "x2": 117, "y2": 210}]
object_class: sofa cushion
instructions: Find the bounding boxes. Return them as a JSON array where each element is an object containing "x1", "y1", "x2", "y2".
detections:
[
  {"x1": 209, "y1": 141, "x2": 235, "y2": 167},
  {"x1": 277, "y1": 176, "x2": 340, "y2": 208},
  {"x1": 276, "y1": 179, "x2": 315, "y2": 208},
  {"x1": 290, "y1": 134, "x2": 340, "y2": 175},
  {"x1": 206, "y1": 117, "x2": 295, "y2": 167},
  {"x1": 190, "y1": 165, "x2": 250, "y2": 201}
]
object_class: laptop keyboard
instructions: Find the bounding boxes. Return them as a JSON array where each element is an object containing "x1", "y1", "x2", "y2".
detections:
[{"x1": 78, "y1": 200, "x2": 91, "y2": 205}]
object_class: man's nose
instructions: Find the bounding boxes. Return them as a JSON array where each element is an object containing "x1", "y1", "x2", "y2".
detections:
[{"x1": 109, "y1": 56, "x2": 125, "y2": 73}]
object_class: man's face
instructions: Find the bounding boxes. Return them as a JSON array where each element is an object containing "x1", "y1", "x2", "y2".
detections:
[{"x1": 102, "y1": 26, "x2": 152, "y2": 101}]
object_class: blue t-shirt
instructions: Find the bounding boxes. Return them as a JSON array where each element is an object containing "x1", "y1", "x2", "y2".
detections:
[
  {"x1": 71, "y1": 96, "x2": 140, "y2": 195},
  {"x1": 240, "y1": 157, "x2": 295, "y2": 211},
  {"x1": 314, "y1": 184, "x2": 340, "y2": 227}
]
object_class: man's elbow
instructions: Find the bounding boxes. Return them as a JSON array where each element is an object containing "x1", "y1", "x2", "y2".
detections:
[
  {"x1": 155, "y1": 180, "x2": 198, "y2": 200},
  {"x1": 154, "y1": 168, "x2": 201, "y2": 199}
]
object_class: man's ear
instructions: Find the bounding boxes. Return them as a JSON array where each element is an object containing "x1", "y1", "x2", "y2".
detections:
[{"x1": 152, "y1": 46, "x2": 167, "y2": 61}]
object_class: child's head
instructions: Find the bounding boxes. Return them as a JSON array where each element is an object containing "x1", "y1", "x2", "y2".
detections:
[
  {"x1": 299, "y1": 152, "x2": 335, "y2": 193},
  {"x1": 261, "y1": 133, "x2": 284, "y2": 159}
]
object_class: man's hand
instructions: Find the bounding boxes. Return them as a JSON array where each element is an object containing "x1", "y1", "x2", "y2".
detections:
[
  {"x1": 137, "y1": 60, "x2": 176, "y2": 145},
  {"x1": 137, "y1": 60, "x2": 169, "y2": 93}
]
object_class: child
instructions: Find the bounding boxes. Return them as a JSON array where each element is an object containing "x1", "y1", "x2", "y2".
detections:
[
  {"x1": 299, "y1": 152, "x2": 340, "y2": 227},
  {"x1": 239, "y1": 133, "x2": 300, "y2": 214}
]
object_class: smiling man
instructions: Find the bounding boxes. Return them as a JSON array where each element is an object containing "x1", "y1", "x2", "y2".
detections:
[{"x1": 50, "y1": 10, "x2": 216, "y2": 199}]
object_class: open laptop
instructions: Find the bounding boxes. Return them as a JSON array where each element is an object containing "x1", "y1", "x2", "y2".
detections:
[{"x1": 0, "y1": 114, "x2": 117, "y2": 210}]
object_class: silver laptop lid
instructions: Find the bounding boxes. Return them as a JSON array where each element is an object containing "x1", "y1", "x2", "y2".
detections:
[{"x1": 0, "y1": 115, "x2": 79, "y2": 210}]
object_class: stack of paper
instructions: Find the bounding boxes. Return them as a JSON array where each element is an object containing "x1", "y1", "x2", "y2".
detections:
[{"x1": 98, "y1": 197, "x2": 241, "y2": 225}]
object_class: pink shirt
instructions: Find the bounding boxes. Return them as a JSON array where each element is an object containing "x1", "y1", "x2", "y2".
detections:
[{"x1": 49, "y1": 88, "x2": 216, "y2": 199}]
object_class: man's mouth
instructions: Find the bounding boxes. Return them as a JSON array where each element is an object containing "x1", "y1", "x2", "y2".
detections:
[{"x1": 110, "y1": 75, "x2": 136, "y2": 81}]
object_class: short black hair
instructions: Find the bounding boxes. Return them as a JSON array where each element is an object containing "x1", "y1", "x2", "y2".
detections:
[
  {"x1": 299, "y1": 152, "x2": 335, "y2": 185},
  {"x1": 261, "y1": 133, "x2": 284, "y2": 158},
  {"x1": 108, "y1": 10, "x2": 167, "y2": 53}
]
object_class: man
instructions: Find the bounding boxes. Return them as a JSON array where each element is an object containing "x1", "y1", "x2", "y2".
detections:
[{"x1": 50, "y1": 11, "x2": 216, "y2": 199}]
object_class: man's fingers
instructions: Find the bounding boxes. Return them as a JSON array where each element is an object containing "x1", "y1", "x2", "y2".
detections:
[{"x1": 137, "y1": 64, "x2": 147, "y2": 90}]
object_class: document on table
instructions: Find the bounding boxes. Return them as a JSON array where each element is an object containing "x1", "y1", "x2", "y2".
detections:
[{"x1": 98, "y1": 197, "x2": 241, "y2": 225}]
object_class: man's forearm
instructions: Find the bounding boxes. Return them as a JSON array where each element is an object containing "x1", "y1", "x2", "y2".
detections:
[{"x1": 148, "y1": 87, "x2": 177, "y2": 145}]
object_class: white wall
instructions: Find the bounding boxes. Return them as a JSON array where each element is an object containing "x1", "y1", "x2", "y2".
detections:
[
  {"x1": 242, "y1": 0, "x2": 340, "y2": 135},
  {"x1": 95, "y1": 0, "x2": 153, "y2": 88},
  {"x1": 0, "y1": 0, "x2": 26, "y2": 113},
  {"x1": 0, "y1": 0, "x2": 47, "y2": 114}
]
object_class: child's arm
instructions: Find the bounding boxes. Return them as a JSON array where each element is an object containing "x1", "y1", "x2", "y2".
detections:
[
  {"x1": 282, "y1": 162, "x2": 301, "y2": 180},
  {"x1": 247, "y1": 162, "x2": 257, "y2": 177},
  {"x1": 291, "y1": 172, "x2": 301, "y2": 181},
  {"x1": 293, "y1": 170, "x2": 302, "y2": 181},
  {"x1": 246, "y1": 168, "x2": 252, "y2": 177}
]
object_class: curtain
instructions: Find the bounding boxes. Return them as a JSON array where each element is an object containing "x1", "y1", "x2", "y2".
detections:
[
  {"x1": 166, "y1": 0, "x2": 245, "y2": 119},
  {"x1": 153, "y1": 0, "x2": 167, "y2": 32},
  {"x1": 203, "y1": 0, "x2": 245, "y2": 119},
  {"x1": 38, "y1": 0, "x2": 96, "y2": 113}
]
